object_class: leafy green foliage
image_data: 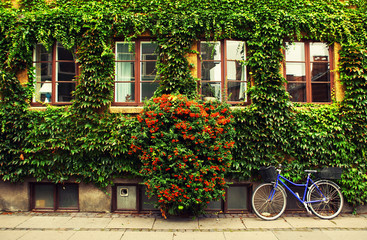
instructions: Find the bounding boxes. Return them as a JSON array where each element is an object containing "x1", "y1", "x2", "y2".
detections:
[{"x1": 0, "y1": 0, "x2": 366, "y2": 212}]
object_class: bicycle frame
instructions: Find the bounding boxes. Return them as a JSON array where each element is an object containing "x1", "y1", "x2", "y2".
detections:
[{"x1": 269, "y1": 172, "x2": 327, "y2": 211}]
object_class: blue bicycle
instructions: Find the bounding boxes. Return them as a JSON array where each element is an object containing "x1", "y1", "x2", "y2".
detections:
[{"x1": 251, "y1": 166, "x2": 344, "y2": 220}]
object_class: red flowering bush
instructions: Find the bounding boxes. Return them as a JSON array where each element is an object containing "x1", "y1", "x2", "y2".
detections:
[{"x1": 129, "y1": 94, "x2": 235, "y2": 217}]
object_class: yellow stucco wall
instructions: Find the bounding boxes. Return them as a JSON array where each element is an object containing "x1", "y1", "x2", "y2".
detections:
[{"x1": 333, "y1": 43, "x2": 344, "y2": 102}]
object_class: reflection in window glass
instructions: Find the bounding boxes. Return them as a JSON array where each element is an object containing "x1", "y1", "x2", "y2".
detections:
[
  {"x1": 286, "y1": 63, "x2": 306, "y2": 82},
  {"x1": 311, "y1": 63, "x2": 330, "y2": 82},
  {"x1": 141, "y1": 62, "x2": 157, "y2": 81},
  {"x1": 141, "y1": 42, "x2": 158, "y2": 59},
  {"x1": 202, "y1": 82, "x2": 221, "y2": 99},
  {"x1": 285, "y1": 42, "x2": 305, "y2": 61},
  {"x1": 141, "y1": 82, "x2": 159, "y2": 100},
  {"x1": 227, "y1": 41, "x2": 245, "y2": 60},
  {"x1": 288, "y1": 83, "x2": 307, "y2": 102},
  {"x1": 201, "y1": 42, "x2": 221, "y2": 60},
  {"x1": 227, "y1": 61, "x2": 245, "y2": 81},
  {"x1": 35, "y1": 44, "x2": 52, "y2": 62},
  {"x1": 310, "y1": 42, "x2": 329, "y2": 62},
  {"x1": 116, "y1": 43, "x2": 135, "y2": 61},
  {"x1": 140, "y1": 42, "x2": 158, "y2": 102},
  {"x1": 227, "y1": 81, "x2": 246, "y2": 102}
]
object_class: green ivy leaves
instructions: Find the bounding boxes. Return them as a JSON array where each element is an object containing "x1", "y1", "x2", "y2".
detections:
[{"x1": 0, "y1": 0, "x2": 366, "y2": 209}]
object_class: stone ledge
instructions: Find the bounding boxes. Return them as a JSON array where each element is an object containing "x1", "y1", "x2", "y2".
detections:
[{"x1": 109, "y1": 107, "x2": 144, "y2": 114}]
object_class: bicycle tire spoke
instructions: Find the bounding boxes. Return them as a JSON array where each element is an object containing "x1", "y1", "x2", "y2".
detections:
[{"x1": 307, "y1": 181, "x2": 343, "y2": 219}]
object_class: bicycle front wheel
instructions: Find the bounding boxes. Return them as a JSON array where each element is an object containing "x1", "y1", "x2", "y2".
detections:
[
  {"x1": 307, "y1": 180, "x2": 343, "y2": 219},
  {"x1": 251, "y1": 183, "x2": 287, "y2": 220}
]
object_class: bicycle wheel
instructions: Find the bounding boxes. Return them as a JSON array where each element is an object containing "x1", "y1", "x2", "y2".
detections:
[
  {"x1": 251, "y1": 183, "x2": 287, "y2": 220},
  {"x1": 307, "y1": 180, "x2": 343, "y2": 219}
]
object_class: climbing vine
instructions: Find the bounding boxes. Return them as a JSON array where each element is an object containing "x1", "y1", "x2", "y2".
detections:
[{"x1": 0, "y1": 0, "x2": 367, "y2": 213}]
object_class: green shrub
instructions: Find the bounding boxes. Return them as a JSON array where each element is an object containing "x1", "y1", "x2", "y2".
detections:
[{"x1": 130, "y1": 94, "x2": 235, "y2": 217}]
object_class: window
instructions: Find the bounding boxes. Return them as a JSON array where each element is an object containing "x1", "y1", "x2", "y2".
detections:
[
  {"x1": 30, "y1": 183, "x2": 79, "y2": 211},
  {"x1": 114, "y1": 41, "x2": 158, "y2": 105},
  {"x1": 284, "y1": 41, "x2": 333, "y2": 103},
  {"x1": 198, "y1": 40, "x2": 247, "y2": 104},
  {"x1": 33, "y1": 43, "x2": 77, "y2": 105},
  {"x1": 206, "y1": 184, "x2": 251, "y2": 213},
  {"x1": 112, "y1": 184, "x2": 157, "y2": 212}
]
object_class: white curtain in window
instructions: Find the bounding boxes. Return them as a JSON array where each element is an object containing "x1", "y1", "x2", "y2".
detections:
[
  {"x1": 115, "y1": 61, "x2": 133, "y2": 102},
  {"x1": 115, "y1": 43, "x2": 134, "y2": 102}
]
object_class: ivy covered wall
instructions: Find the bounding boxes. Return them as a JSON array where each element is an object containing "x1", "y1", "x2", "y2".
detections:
[{"x1": 0, "y1": 0, "x2": 367, "y2": 210}]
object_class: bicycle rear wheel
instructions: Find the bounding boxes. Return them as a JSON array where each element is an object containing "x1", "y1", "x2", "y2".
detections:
[
  {"x1": 307, "y1": 180, "x2": 343, "y2": 219},
  {"x1": 251, "y1": 183, "x2": 287, "y2": 220}
]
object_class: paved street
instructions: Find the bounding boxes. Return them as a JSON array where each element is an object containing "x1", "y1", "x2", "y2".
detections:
[{"x1": 0, "y1": 212, "x2": 366, "y2": 239}]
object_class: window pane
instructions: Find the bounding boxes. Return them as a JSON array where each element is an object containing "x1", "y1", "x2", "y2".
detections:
[
  {"x1": 141, "y1": 82, "x2": 159, "y2": 101},
  {"x1": 141, "y1": 62, "x2": 157, "y2": 81},
  {"x1": 34, "y1": 82, "x2": 52, "y2": 103},
  {"x1": 57, "y1": 44, "x2": 74, "y2": 61},
  {"x1": 286, "y1": 63, "x2": 306, "y2": 82},
  {"x1": 58, "y1": 184, "x2": 78, "y2": 209},
  {"x1": 57, "y1": 82, "x2": 75, "y2": 102},
  {"x1": 57, "y1": 62, "x2": 76, "y2": 81},
  {"x1": 227, "y1": 81, "x2": 247, "y2": 102},
  {"x1": 288, "y1": 83, "x2": 306, "y2": 102},
  {"x1": 311, "y1": 63, "x2": 330, "y2": 82},
  {"x1": 227, "y1": 186, "x2": 248, "y2": 210},
  {"x1": 116, "y1": 62, "x2": 135, "y2": 81},
  {"x1": 35, "y1": 44, "x2": 52, "y2": 61},
  {"x1": 227, "y1": 61, "x2": 245, "y2": 81},
  {"x1": 312, "y1": 83, "x2": 331, "y2": 102},
  {"x1": 141, "y1": 187, "x2": 158, "y2": 210},
  {"x1": 202, "y1": 82, "x2": 220, "y2": 99},
  {"x1": 141, "y1": 42, "x2": 157, "y2": 60},
  {"x1": 201, "y1": 42, "x2": 221, "y2": 60},
  {"x1": 116, "y1": 186, "x2": 137, "y2": 210},
  {"x1": 285, "y1": 42, "x2": 305, "y2": 61},
  {"x1": 115, "y1": 82, "x2": 135, "y2": 102},
  {"x1": 206, "y1": 200, "x2": 221, "y2": 210},
  {"x1": 34, "y1": 62, "x2": 52, "y2": 82},
  {"x1": 201, "y1": 62, "x2": 221, "y2": 81},
  {"x1": 227, "y1": 41, "x2": 245, "y2": 60},
  {"x1": 116, "y1": 42, "x2": 135, "y2": 60},
  {"x1": 34, "y1": 184, "x2": 54, "y2": 208},
  {"x1": 310, "y1": 42, "x2": 329, "y2": 62}
]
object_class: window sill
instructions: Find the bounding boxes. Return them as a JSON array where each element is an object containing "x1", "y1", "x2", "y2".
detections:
[
  {"x1": 29, "y1": 106, "x2": 246, "y2": 113},
  {"x1": 29, "y1": 106, "x2": 48, "y2": 111},
  {"x1": 109, "y1": 106, "x2": 144, "y2": 114}
]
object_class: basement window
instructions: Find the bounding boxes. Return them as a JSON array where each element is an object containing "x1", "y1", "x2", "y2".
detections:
[{"x1": 30, "y1": 183, "x2": 79, "y2": 211}]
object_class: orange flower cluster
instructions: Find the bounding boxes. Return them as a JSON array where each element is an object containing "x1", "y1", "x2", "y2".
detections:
[{"x1": 130, "y1": 94, "x2": 235, "y2": 216}]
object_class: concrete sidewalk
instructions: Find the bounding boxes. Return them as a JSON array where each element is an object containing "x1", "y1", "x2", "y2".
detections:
[{"x1": 0, "y1": 212, "x2": 367, "y2": 239}]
